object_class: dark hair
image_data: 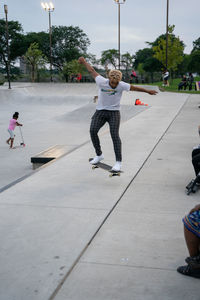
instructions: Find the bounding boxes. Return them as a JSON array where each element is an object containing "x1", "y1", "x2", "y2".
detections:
[{"x1": 13, "y1": 112, "x2": 19, "y2": 118}]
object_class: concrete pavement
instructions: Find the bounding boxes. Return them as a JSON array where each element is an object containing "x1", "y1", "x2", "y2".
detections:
[{"x1": 0, "y1": 83, "x2": 200, "y2": 300}]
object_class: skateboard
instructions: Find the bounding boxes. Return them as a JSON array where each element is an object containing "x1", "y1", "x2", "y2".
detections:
[
  {"x1": 186, "y1": 176, "x2": 200, "y2": 195},
  {"x1": 89, "y1": 158, "x2": 123, "y2": 177}
]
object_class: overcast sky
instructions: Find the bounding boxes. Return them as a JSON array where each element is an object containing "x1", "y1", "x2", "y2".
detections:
[{"x1": 0, "y1": 0, "x2": 199, "y2": 58}]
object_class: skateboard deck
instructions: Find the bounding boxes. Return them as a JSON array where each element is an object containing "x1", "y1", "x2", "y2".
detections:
[{"x1": 89, "y1": 158, "x2": 123, "y2": 177}]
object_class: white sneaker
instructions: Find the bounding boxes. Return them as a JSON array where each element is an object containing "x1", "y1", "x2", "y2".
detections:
[
  {"x1": 90, "y1": 154, "x2": 104, "y2": 164},
  {"x1": 112, "y1": 161, "x2": 122, "y2": 172}
]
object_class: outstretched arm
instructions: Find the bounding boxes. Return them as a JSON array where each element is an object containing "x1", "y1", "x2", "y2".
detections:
[
  {"x1": 130, "y1": 85, "x2": 158, "y2": 95},
  {"x1": 78, "y1": 57, "x2": 99, "y2": 79}
]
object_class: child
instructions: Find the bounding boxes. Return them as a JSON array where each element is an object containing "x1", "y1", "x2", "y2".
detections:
[{"x1": 7, "y1": 112, "x2": 23, "y2": 149}]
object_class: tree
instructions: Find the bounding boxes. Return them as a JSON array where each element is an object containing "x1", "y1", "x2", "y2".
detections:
[
  {"x1": 62, "y1": 60, "x2": 83, "y2": 82},
  {"x1": 137, "y1": 63, "x2": 145, "y2": 78},
  {"x1": 0, "y1": 19, "x2": 24, "y2": 77},
  {"x1": 121, "y1": 52, "x2": 134, "y2": 79},
  {"x1": 51, "y1": 26, "x2": 90, "y2": 71},
  {"x1": 176, "y1": 54, "x2": 190, "y2": 76},
  {"x1": 192, "y1": 37, "x2": 200, "y2": 53},
  {"x1": 153, "y1": 25, "x2": 184, "y2": 72},
  {"x1": 188, "y1": 37, "x2": 200, "y2": 74},
  {"x1": 24, "y1": 42, "x2": 47, "y2": 82},
  {"x1": 133, "y1": 48, "x2": 161, "y2": 82},
  {"x1": 133, "y1": 48, "x2": 153, "y2": 69},
  {"x1": 100, "y1": 49, "x2": 119, "y2": 70},
  {"x1": 188, "y1": 51, "x2": 200, "y2": 74},
  {"x1": 21, "y1": 31, "x2": 49, "y2": 57},
  {"x1": 143, "y1": 57, "x2": 162, "y2": 82}
]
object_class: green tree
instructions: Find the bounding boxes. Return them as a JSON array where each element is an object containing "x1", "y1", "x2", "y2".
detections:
[
  {"x1": 100, "y1": 49, "x2": 119, "y2": 69},
  {"x1": 121, "y1": 52, "x2": 134, "y2": 79},
  {"x1": 133, "y1": 48, "x2": 161, "y2": 82},
  {"x1": 21, "y1": 31, "x2": 49, "y2": 57},
  {"x1": 137, "y1": 63, "x2": 145, "y2": 79},
  {"x1": 24, "y1": 42, "x2": 47, "y2": 82},
  {"x1": 0, "y1": 19, "x2": 24, "y2": 78},
  {"x1": 188, "y1": 37, "x2": 200, "y2": 74},
  {"x1": 62, "y1": 60, "x2": 83, "y2": 82},
  {"x1": 143, "y1": 57, "x2": 162, "y2": 82},
  {"x1": 133, "y1": 48, "x2": 153, "y2": 69},
  {"x1": 188, "y1": 50, "x2": 200, "y2": 74},
  {"x1": 176, "y1": 54, "x2": 190, "y2": 76},
  {"x1": 191, "y1": 37, "x2": 200, "y2": 53},
  {"x1": 51, "y1": 26, "x2": 90, "y2": 71},
  {"x1": 153, "y1": 25, "x2": 184, "y2": 72}
]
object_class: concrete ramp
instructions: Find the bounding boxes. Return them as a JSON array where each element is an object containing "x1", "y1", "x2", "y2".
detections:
[
  {"x1": 0, "y1": 85, "x2": 94, "y2": 106},
  {"x1": 1, "y1": 83, "x2": 199, "y2": 300},
  {"x1": 1, "y1": 87, "x2": 199, "y2": 299},
  {"x1": 57, "y1": 104, "x2": 148, "y2": 123}
]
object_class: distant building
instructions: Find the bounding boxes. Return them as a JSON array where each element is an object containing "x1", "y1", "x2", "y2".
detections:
[{"x1": 19, "y1": 57, "x2": 28, "y2": 74}]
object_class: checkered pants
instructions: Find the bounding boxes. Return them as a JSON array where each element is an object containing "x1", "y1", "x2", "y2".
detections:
[{"x1": 90, "y1": 110, "x2": 122, "y2": 161}]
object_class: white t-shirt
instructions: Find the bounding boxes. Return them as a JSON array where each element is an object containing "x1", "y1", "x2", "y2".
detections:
[
  {"x1": 163, "y1": 71, "x2": 169, "y2": 79},
  {"x1": 95, "y1": 75, "x2": 130, "y2": 111}
]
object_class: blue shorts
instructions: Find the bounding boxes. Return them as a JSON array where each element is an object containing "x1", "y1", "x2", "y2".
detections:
[{"x1": 183, "y1": 210, "x2": 200, "y2": 238}]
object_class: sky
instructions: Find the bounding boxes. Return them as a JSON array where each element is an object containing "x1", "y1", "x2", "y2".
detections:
[{"x1": 0, "y1": 0, "x2": 199, "y2": 58}]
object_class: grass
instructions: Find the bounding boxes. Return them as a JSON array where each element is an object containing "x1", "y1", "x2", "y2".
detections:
[{"x1": 149, "y1": 77, "x2": 200, "y2": 94}]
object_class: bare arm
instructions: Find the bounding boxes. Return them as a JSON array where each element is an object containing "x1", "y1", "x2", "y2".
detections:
[
  {"x1": 130, "y1": 85, "x2": 158, "y2": 95},
  {"x1": 189, "y1": 204, "x2": 200, "y2": 214},
  {"x1": 78, "y1": 57, "x2": 99, "y2": 79},
  {"x1": 16, "y1": 122, "x2": 23, "y2": 126}
]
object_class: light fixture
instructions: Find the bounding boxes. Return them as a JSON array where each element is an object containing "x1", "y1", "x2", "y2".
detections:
[{"x1": 41, "y1": 2, "x2": 54, "y2": 11}]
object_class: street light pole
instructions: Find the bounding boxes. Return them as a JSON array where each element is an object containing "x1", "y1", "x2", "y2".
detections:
[
  {"x1": 48, "y1": 9, "x2": 53, "y2": 82},
  {"x1": 114, "y1": 0, "x2": 126, "y2": 70},
  {"x1": 118, "y1": 3, "x2": 121, "y2": 70},
  {"x1": 166, "y1": 0, "x2": 169, "y2": 70},
  {"x1": 4, "y1": 5, "x2": 11, "y2": 89},
  {"x1": 41, "y1": 2, "x2": 54, "y2": 82}
]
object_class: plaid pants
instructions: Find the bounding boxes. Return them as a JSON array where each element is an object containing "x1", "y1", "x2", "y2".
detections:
[{"x1": 90, "y1": 110, "x2": 122, "y2": 161}]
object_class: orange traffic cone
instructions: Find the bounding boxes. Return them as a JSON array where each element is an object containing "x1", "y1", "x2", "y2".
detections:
[
  {"x1": 135, "y1": 99, "x2": 149, "y2": 106},
  {"x1": 135, "y1": 99, "x2": 141, "y2": 105}
]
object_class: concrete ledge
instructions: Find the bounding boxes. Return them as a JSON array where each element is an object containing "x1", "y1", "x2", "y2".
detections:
[{"x1": 31, "y1": 145, "x2": 67, "y2": 169}]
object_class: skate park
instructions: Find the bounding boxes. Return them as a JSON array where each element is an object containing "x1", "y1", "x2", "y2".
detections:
[{"x1": 0, "y1": 82, "x2": 200, "y2": 299}]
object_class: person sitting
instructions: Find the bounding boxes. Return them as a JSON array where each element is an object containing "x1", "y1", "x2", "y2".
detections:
[
  {"x1": 177, "y1": 204, "x2": 200, "y2": 278},
  {"x1": 192, "y1": 147, "x2": 200, "y2": 182},
  {"x1": 178, "y1": 75, "x2": 188, "y2": 91},
  {"x1": 191, "y1": 126, "x2": 200, "y2": 181}
]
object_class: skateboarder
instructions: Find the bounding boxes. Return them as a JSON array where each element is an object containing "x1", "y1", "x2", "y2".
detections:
[{"x1": 78, "y1": 57, "x2": 157, "y2": 171}]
